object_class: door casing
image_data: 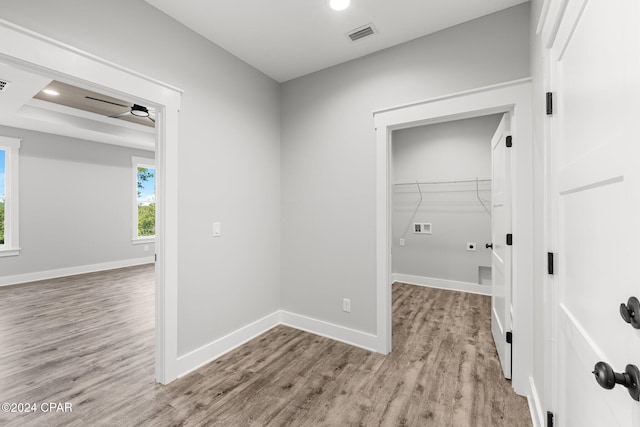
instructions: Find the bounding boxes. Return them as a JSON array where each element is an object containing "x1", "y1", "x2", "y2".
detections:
[
  {"x1": 373, "y1": 78, "x2": 533, "y2": 395},
  {"x1": 0, "y1": 19, "x2": 182, "y2": 384}
]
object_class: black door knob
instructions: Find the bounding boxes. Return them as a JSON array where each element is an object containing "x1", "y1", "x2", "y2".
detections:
[
  {"x1": 485, "y1": 243, "x2": 493, "y2": 249},
  {"x1": 592, "y1": 361, "x2": 640, "y2": 401},
  {"x1": 620, "y1": 297, "x2": 640, "y2": 329}
]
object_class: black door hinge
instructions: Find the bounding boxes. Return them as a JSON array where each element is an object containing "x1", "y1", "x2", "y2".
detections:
[
  {"x1": 547, "y1": 252, "x2": 554, "y2": 275},
  {"x1": 506, "y1": 331, "x2": 513, "y2": 344},
  {"x1": 155, "y1": 254, "x2": 157, "y2": 262},
  {"x1": 506, "y1": 135, "x2": 512, "y2": 147},
  {"x1": 546, "y1": 92, "x2": 553, "y2": 115},
  {"x1": 506, "y1": 233, "x2": 513, "y2": 246},
  {"x1": 547, "y1": 411, "x2": 554, "y2": 427}
]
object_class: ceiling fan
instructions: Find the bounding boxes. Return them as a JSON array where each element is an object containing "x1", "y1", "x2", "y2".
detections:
[{"x1": 85, "y1": 96, "x2": 155, "y2": 123}]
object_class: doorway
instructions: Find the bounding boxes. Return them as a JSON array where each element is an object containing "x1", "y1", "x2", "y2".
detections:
[
  {"x1": 390, "y1": 114, "x2": 502, "y2": 295},
  {"x1": 0, "y1": 21, "x2": 182, "y2": 383},
  {"x1": 373, "y1": 79, "x2": 533, "y2": 395}
]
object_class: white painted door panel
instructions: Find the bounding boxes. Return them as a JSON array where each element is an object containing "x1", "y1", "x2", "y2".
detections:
[
  {"x1": 550, "y1": 0, "x2": 640, "y2": 425},
  {"x1": 491, "y1": 114, "x2": 512, "y2": 379}
]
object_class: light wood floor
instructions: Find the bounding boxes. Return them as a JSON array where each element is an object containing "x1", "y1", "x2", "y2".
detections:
[{"x1": 0, "y1": 265, "x2": 531, "y2": 426}]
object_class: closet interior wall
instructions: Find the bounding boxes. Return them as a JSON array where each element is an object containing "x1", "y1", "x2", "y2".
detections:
[{"x1": 392, "y1": 114, "x2": 502, "y2": 287}]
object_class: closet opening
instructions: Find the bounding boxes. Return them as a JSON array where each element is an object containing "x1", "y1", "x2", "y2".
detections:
[
  {"x1": 373, "y1": 79, "x2": 532, "y2": 395},
  {"x1": 390, "y1": 113, "x2": 515, "y2": 380},
  {"x1": 390, "y1": 114, "x2": 503, "y2": 296}
]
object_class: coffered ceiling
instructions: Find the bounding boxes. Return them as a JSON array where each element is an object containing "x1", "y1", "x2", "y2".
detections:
[{"x1": 0, "y1": 61, "x2": 155, "y2": 150}]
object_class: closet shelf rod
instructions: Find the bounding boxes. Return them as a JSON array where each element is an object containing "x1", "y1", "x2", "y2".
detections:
[{"x1": 394, "y1": 178, "x2": 491, "y2": 186}]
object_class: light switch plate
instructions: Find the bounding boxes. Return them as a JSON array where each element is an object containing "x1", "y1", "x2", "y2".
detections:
[{"x1": 343, "y1": 298, "x2": 351, "y2": 313}]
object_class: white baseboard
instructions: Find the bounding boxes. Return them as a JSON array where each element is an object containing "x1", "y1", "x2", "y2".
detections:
[
  {"x1": 176, "y1": 310, "x2": 380, "y2": 379},
  {"x1": 280, "y1": 310, "x2": 378, "y2": 352},
  {"x1": 176, "y1": 311, "x2": 281, "y2": 378},
  {"x1": 392, "y1": 273, "x2": 492, "y2": 296},
  {"x1": 0, "y1": 257, "x2": 155, "y2": 287},
  {"x1": 527, "y1": 376, "x2": 544, "y2": 427}
]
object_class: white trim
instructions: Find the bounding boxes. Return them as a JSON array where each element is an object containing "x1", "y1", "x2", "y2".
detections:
[
  {"x1": 0, "y1": 248, "x2": 20, "y2": 258},
  {"x1": 392, "y1": 274, "x2": 492, "y2": 296},
  {"x1": 176, "y1": 310, "x2": 380, "y2": 378},
  {"x1": 132, "y1": 237, "x2": 155, "y2": 245},
  {"x1": 0, "y1": 19, "x2": 183, "y2": 95},
  {"x1": 132, "y1": 156, "x2": 155, "y2": 167},
  {"x1": 535, "y1": 0, "x2": 552, "y2": 36},
  {"x1": 374, "y1": 79, "x2": 533, "y2": 395},
  {"x1": 0, "y1": 257, "x2": 154, "y2": 287},
  {"x1": 539, "y1": 0, "x2": 569, "y2": 48},
  {"x1": 0, "y1": 20, "x2": 182, "y2": 384},
  {"x1": 177, "y1": 311, "x2": 281, "y2": 378},
  {"x1": 528, "y1": 376, "x2": 544, "y2": 427},
  {"x1": 280, "y1": 310, "x2": 378, "y2": 352},
  {"x1": 372, "y1": 78, "x2": 531, "y2": 117}
]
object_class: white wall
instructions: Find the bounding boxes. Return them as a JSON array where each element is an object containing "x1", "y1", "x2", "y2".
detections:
[
  {"x1": 392, "y1": 115, "x2": 501, "y2": 284},
  {"x1": 529, "y1": 0, "x2": 548, "y2": 424},
  {"x1": 281, "y1": 4, "x2": 530, "y2": 334},
  {"x1": 0, "y1": 125, "x2": 154, "y2": 278},
  {"x1": 0, "y1": 1, "x2": 535, "y2": 380},
  {"x1": 0, "y1": 0, "x2": 282, "y2": 358}
]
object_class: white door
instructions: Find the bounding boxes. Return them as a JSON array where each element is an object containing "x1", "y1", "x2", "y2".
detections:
[
  {"x1": 491, "y1": 114, "x2": 512, "y2": 379},
  {"x1": 549, "y1": 0, "x2": 640, "y2": 425}
]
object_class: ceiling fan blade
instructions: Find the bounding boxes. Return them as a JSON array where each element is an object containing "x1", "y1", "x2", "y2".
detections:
[
  {"x1": 86, "y1": 96, "x2": 130, "y2": 109},
  {"x1": 109, "y1": 110, "x2": 131, "y2": 119}
]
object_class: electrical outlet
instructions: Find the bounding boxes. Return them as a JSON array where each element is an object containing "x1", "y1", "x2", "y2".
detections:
[
  {"x1": 343, "y1": 298, "x2": 351, "y2": 313},
  {"x1": 467, "y1": 242, "x2": 476, "y2": 251},
  {"x1": 399, "y1": 238, "x2": 405, "y2": 246},
  {"x1": 413, "y1": 223, "x2": 432, "y2": 234}
]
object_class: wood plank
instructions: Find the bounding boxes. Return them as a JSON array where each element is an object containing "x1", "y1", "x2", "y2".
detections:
[{"x1": 0, "y1": 267, "x2": 531, "y2": 426}]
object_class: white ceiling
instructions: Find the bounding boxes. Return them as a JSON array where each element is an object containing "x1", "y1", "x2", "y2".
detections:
[
  {"x1": 146, "y1": 0, "x2": 529, "y2": 82},
  {"x1": 0, "y1": 1, "x2": 528, "y2": 146}
]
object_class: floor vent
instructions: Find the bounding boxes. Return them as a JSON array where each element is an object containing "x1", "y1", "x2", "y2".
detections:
[
  {"x1": 0, "y1": 79, "x2": 9, "y2": 92},
  {"x1": 347, "y1": 24, "x2": 378, "y2": 42}
]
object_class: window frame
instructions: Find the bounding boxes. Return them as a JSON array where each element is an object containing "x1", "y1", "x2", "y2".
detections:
[
  {"x1": 0, "y1": 136, "x2": 21, "y2": 257},
  {"x1": 132, "y1": 156, "x2": 156, "y2": 244}
]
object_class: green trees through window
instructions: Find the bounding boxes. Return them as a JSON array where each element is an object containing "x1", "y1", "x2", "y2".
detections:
[{"x1": 137, "y1": 166, "x2": 155, "y2": 237}]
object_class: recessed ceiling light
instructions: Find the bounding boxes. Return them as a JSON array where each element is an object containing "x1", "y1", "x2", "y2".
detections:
[
  {"x1": 42, "y1": 89, "x2": 60, "y2": 96},
  {"x1": 329, "y1": 0, "x2": 350, "y2": 11}
]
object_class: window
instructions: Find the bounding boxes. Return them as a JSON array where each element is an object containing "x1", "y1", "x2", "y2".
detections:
[
  {"x1": 0, "y1": 136, "x2": 21, "y2": 257},
  {"x1": 132, "y1": 156, "x2": 156, "y2": 243}
]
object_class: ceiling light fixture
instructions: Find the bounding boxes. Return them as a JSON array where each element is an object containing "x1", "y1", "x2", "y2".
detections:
[
  {"x1": 329, "y1": 0, "x2": 350, "y2": 11},
  {"x1": 42, "y1": 89, "x2": 60, "y2": 96},
  {"x1": 130, "y1": 104, "x2": 150, "y2": 118}
]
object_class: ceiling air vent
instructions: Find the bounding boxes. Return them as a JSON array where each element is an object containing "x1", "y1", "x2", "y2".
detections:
[
  {"x1": 347, "y1": 23, "x2": 378, "y2": 42},
  {"x1": 0, "y1": 79, "x2": 10, "y2": 93}
]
